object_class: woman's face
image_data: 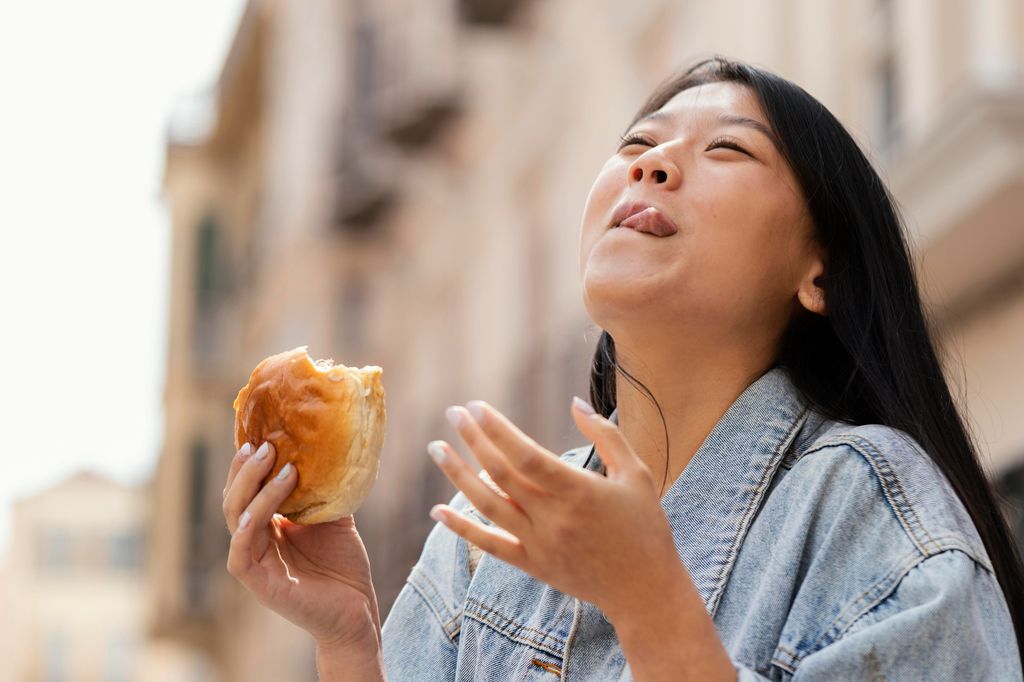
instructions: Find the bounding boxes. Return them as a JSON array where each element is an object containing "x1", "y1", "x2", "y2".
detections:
[{"x1": 578, "y1": 81, "x2": 823, "y2": 348}]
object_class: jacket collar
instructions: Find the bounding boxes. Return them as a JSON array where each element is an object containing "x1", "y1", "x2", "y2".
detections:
[{"x1": 583, "y1": 366, "x2": 810, "y2": 616}]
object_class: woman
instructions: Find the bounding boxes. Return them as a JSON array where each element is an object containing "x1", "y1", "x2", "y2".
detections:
[{"x1": 221, "y1": 58, "x2": 1023, "y2": 680}]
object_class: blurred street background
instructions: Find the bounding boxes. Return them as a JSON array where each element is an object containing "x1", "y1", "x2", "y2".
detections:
[{"x1": 1, "y1": 0, "x2": 1022, "y2": 679}]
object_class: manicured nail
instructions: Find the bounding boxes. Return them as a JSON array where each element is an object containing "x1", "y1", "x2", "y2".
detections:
[
  {"x1": 238, "y1": 511, "x2": 251, "y2": 531},
  {"x1": 445, "y1": 406, "x2": 463, "y2": 430},
  {"x1": 276, "y1": 463, "x2": 293, "y2": 480},
  {"x1": 429, "y1": 505, "x2": 445, "y2": 522},
  {"x1": 254, "y1": 442, "x2": 270, "y2": 460},
  {"x1": 573, "y1": 396, "x2": 597, "y2": 416},
  {"x1": 466, "y1": 401, "x2": 485, "y2": 423},
  {"x1": 239, "y1": 443, "x2": 252, "y2": 458},
  {"x1": 428, "y1": 441, "x2": 447, "y2": 465}
]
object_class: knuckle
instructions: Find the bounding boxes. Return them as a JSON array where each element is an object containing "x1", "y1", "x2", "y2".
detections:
[
  {"x1": 518, "y1": 451, "x2": 544, "y2": 477},
  {"x1": 636, "y1": 467, "x2": 658, "y2": 494},
  {"x1": 563, "y1": 484, "x2": 590, "y2": 511},
  {"x1": 225, "y1": 550, "x2": 243, "y2": 578},
  {"x1": 474, "y1": 495, "x2": 498, "y2": 518},
  {"x1": 550, "y1": 519, "x2": 576, "y2": 543},
  {"x1": 481, "y1": 459, "x2": 509, "y2": 483}
]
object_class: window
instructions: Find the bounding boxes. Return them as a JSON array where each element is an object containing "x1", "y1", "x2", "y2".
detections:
[
  {"x1": 336, "y1": 273, "x2": 369, "y2": 356},
  {"x1": 108, "y1": 530, "x2": 144, "y2": 572},
  {"x1": 43, "y1": 631, "x2": 69, "y2": 682},
  {"x1": 186, "y1": 438, "x2": 210, "y2": 612},
  {"x1": 873, "y1": 0, "x2": 901, "y2": 152},
  {"x1": 105, "y1": 633, "x2": 136, "y2": 682},
  {"x1": 195, "y1": 212, "x2": 222, "y2": 315},
  {"x1": 39, "y1": 528, "x2": 74, "y2": 573}
]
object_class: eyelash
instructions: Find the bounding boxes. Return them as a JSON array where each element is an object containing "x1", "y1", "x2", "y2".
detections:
[{"x1": 617, "y1": 133, "x2": 751, "y2": 157}]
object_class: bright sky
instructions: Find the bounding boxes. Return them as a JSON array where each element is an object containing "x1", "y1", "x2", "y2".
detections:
[{"x1": 0, "y1": 0, "x2": 247, "y2": 557}]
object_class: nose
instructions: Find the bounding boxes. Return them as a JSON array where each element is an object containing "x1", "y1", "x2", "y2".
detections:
[{"x1": 627, "y1": 149, "x2": 681, "y2": 190}]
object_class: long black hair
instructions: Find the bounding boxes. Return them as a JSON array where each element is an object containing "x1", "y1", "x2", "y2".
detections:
[{"x1": 588, "y1": 57, "x2": 1024, "y2": 659}]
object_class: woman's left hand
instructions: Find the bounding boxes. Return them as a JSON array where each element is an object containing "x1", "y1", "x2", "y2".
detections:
[{"x1": 426, "y1": 396, "x2": 682, "y2": 617}]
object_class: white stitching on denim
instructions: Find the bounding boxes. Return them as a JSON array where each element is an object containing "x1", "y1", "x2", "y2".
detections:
[
  {"x1": 406, "y1": 573, "x2": 463, "y2": 644},
  {"x1": 802, "y1": 435, "x2": 946, "y2": 558},
  {"x1": 559, "y1": 599, "x2": 582, "y2": 682},
  {"x1": 706, "y1": 408, "x2": 810, "y2": 616},
  {"x1": 464, "y1": 598, "x2": 569, "y2": 651}
]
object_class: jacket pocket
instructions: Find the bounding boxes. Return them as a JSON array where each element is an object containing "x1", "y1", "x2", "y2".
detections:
[
  {"x1": 459, "y1": 597, "x2": 567, "y2": 679},
  {"x1": 459, "y1": 524, "x2": 575, "y2": 680}
]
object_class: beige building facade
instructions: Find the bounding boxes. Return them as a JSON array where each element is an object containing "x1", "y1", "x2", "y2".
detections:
[
  {"x1": 1, "y1": 472, "x2": 209, "y2": 682},
  {"x1": 153, "y1": 0, "x2": 1023, "y2": 678}
]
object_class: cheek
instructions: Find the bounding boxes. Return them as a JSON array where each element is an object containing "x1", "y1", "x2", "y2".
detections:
[
  {"x1": 579, "y1": 162, "x2": 626, "y2": 270},
  {"x1": 582, "y1": 162, "x2": 624, "y2": 225},
  {"x1": 689, "y1": 183, "x2": 807, "y2": 306}
]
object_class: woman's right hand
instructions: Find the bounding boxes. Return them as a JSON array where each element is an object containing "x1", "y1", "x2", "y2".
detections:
[{"x1": 222, "y1": 441, "x2": 383, "y2": 655}]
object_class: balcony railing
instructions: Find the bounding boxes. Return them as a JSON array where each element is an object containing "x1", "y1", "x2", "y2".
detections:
[{"x1": 457, "y1": 0, "x2": 528, "y2": 25}]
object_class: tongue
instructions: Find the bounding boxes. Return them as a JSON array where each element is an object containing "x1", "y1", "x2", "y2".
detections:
[{"x1": 620, "y1": 208, "x2": 677, "y2": 236}]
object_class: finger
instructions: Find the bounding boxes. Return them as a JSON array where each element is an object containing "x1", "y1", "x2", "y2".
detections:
[
  {"x1": 570, "y1": 396, "x2": 643, "y2": 479},
  {"x1": 427, "y1": 440, "x2": 532, "y2": 537},
  {"x1": 239, "y1": 462, "x2": 298, "y2": 563},
  {"x1": 226, "y1": 519, "x2": 269, "y2": 590},
  {"x1": 452, "y1": 402, "x2": 572, "y2": 492},
  {"x1": 223, "y1": 442, "x2": 254, "y2": 499},
  {"x1": 223, "y1": 441, "x2": 277, "y2": 533},
  {"x1": 445, "y1": 405, "x2": 549, "y2": 507},
  {"x1": 429, "y1": 503, "x2": 526, "y2": 568}
]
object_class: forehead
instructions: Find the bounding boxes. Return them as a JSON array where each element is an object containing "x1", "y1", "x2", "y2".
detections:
[{"x1": 641, "y1": 81, "x2": 766, "y2": 128}]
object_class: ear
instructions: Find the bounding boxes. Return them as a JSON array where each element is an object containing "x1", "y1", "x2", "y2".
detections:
[{"x1": 796, "y1": 254, "x2": 827, "y2": 316}]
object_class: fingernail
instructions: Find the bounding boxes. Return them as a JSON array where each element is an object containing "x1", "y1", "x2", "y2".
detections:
[
  {"x1": 445, "y1": 406, "x2": 463, "y2": 430},
  {"x1": 573, "y1": 396, "x2": 597, "y2": 416},
  {"x1": 430, "y1": 505, "x2": 445, "y2": 522},
  {"x1": 238, "y1": 511, "x2": 251, "y2": 531},
  {"x1": 239, "y1": 443, "x2": 252, "y2": 458},
  {"x1": 276, "y1": 462, "x2": 293, "y2": 480},
  {"x1": 466, "y1": 401, "x2": 485, "y2": 423},
  {"x1": 428, "y1": 440, "x2": 447, "y2": 465},
  {"x1": 254, "y1": 442, "x2": 270, "y2": 460}
]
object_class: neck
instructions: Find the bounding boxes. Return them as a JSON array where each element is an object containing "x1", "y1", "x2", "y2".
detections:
[{"x1": 609, "y1": 334, "x2": 774, "y2": 497}]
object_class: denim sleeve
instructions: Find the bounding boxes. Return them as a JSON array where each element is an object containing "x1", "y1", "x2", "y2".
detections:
[
  {"x1": 381, "y1": 491, "x2": 475, "y2": 681},
  {"x1": 735, "y1": 549, "x2": 1021, "y2": 680},
  {"x1": 380, "y1": 580, "x2": 458, "y2": 680}
]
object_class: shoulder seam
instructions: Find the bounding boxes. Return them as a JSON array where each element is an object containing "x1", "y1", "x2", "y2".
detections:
[{"x1": 801, "y1": 434, "x2": 988, "y2": 566}]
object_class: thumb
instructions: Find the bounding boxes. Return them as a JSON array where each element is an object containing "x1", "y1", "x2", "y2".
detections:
[{"x1": 570, "y1": 396, "x2": 641, "y2": 479}]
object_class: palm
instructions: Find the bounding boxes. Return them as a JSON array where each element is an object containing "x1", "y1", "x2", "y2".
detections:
[{"x1": 253, "y1": 515, "x2": 379, "y2": 646}]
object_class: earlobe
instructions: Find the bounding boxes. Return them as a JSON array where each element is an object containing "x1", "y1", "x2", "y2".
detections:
[{"x1": 797, "y1": 268, "x2": 828, "y2": 316}]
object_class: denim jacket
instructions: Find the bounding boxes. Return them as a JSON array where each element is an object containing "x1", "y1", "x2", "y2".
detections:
[{"x1": 381, "y1": 367, "x2": 1021, "y2": 680}]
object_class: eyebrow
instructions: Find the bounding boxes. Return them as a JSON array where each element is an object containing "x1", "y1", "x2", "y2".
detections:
[
  {"x1": 629, "y1": 110, "x2": 783, "y2": 153},
  {"x1": 716, "y1": 114, "x2": 783, "y2": 152}
]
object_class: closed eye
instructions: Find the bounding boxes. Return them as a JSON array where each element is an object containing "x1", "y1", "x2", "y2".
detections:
[
  {"x1": 705, "y1": 135, "x2": 753, "y2": 157},
  {"x1": 617, "y1": 132, "x2": 654, "y2": 150}
]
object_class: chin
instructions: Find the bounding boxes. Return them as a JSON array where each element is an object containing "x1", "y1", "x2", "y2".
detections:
[{"x1": 581, "y1": 275, "x2": 661, "y2": 328}]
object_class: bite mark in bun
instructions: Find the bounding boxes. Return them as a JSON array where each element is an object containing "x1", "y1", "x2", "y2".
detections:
[{"x1": 232, "y1": 346, "x2": 386, "y2": 524}]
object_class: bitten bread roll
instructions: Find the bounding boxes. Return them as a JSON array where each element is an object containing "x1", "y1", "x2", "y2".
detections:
[{"x1": 232, "y1": 346, "x2": 386, "y2": 524}]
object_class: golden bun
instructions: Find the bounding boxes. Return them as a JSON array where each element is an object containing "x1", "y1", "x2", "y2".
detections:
[{"x1": 232, "y1": 346, "x2": 386, "y2": 524}]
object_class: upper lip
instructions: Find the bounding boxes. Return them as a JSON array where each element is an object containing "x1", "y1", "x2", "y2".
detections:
[{"x1": 609, "y1": 200, "x2": 679, "y2": 236}]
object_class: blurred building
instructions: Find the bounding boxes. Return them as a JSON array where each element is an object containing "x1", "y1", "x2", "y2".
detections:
[
  {"x1": 152, "y1": 0, "x2": 1023, "y2": 679},
  {"x1": 2, "y1": 472, "x2": 210, "y2": 682}
]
